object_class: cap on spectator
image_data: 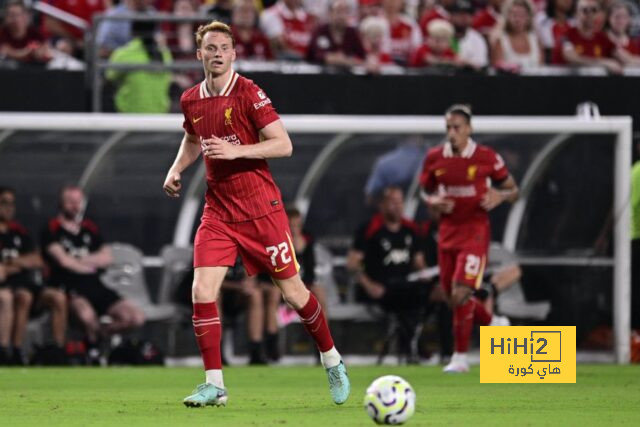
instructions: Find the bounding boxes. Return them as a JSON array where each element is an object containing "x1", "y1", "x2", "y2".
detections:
[
  {"x1": 427, "y1": 19, "x2": 455, "y2": 38},
  {"x1": 450, "y1": 0, "x2": 475, "y2": 14}
]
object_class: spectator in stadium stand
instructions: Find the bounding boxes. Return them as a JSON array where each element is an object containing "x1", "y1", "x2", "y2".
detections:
[
  {"x1": 306, "y1": 0, "x2": 366, "y2": 67},
  {"x1": 347, "y1": 186, "x2": 434, "y2": 363},
  {"x1": 491, "y1": 0, "x2": 543, "y2": 72},
  {"x1": 232, "y1": 0, "x2": 274, "y2": 60},
  {"x1": 409, "y1": 18, "x2": 458, "y2": 67},
  {"x1": 472, "y1": 0, "x2": 503, "y2": 37},
  {"x1": 359, "y1": 15, "x2": 394, "y2": 72},
  {"x1": 364, "y1": 137, "x2": 426, "y2": 203},
  {"x1": 419, "y1": 0, "x2": 455, "y2": 36},
  {"x1": 359, "y1": 0, "x2": 383, "y2": 20},
  {"x1": 260, "y1": 0, "x2": 315, "y2": 60},
  {"x1": 0, "y1": 187, "x2": 67, "y2": 365},
  {"x1": 42, "y1": 0, "x2": 105, "y2": 52},
  {"x1": 41, "y1": 185, "x2": 145, "y2": 365},
  {"x1": 632, "y1": 141, "x2": 640, "y2": 329},
  {"x1": 381, "y1": 0, "x2": 423, "y2": 65},
  {"x1": 560, "y1": 0, "x2": 624, "y2": 74},
  {"x1": 0, "y1": 1, "x2": 51, "y2": 64},
  {"x1": 450, "y1": 0, "x2": 489, "y2": 70},
  {"x1": 95, "y1": 0, "x2": 154, "y2": 58},
  {"x1": 534, "y1": 0, "x2": 575, "y2": 62},
  {"x1": 206, "y1": 0, "x2": 234, "y2": 25},
  {"x1": 605, "y1": 1, "x2": 640, "y2": 65},
  {"x1": 106, "y1": 20, "x2": 172, "y2": 113}
]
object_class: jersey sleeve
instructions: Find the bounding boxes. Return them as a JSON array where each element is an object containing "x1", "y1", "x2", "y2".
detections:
[
  {"x1": 245, "y1": 83, "x2": 280, "y2": 130},
  {"x1": 419, "y1": 150, "x2": 437, "y2": 192},
  {"x1": 489, "y1": 148, "x2": 509, "y2": 183},
  {"x1": 180, "y1": 94, "x2": 196, "y2": 135}
]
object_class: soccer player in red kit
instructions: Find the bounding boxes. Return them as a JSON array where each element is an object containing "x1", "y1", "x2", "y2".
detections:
[
  {"x1": 420, "y1": 105, "x2": 519, "y2": 373},
  {"x1": 163, "y1": 21, "x2": 350, "y2": 407}
]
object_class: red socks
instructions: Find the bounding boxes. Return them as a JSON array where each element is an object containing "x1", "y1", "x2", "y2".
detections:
[
  {"x1": 296, "y1": 293, "x2": 334, "y2": 352},
  {"x1": 453, "y1": 300, "x2": 474, "y2": 353},
  {"x1": 193, "y1": 302, "x2": 222, "y2": 370},
  {"x1": 472, "y1": 297, "x2": 492, "y2": 326},
  {"x1": 453, "y1": 297, "x2": 493, "y2": 352}
]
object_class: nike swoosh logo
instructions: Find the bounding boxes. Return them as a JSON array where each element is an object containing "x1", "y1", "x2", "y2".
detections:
[
  {"x1": 195, "y1": 330, "x2": 209, "y2": 337},
  {"x1": 193, "y1": 116, "x2": 204, "y2": 123},
  {"x1": 274, "y1": 264, "x2": 290, "y2": 273}
]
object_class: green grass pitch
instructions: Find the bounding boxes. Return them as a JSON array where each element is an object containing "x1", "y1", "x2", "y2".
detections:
[{"x1": 1, "y1": 365, "x2": 639, "y2": 426}]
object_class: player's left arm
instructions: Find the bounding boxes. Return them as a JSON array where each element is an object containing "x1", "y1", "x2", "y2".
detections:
[
  {"x1": 202, "y1": 119, "x2": 293, "y2": 160},
  {"x1": 481, "y1": 174, "x2": 519, "y2": 211},
  {"x1": 8, "y1": 250, "x2": 44, "y2": 271}
]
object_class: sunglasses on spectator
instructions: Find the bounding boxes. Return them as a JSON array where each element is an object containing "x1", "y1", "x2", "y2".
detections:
[
  {"x1": 580, "y1": 7, "x2": 599, "y2": 14},
  {"x1": 0, "y1": 199, "x2": 15, "y2": 206}
]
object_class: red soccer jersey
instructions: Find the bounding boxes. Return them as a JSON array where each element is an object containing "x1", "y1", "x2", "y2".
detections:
[
  {"x1": 180, "y1": 71, "x2": 283, "y2": 223},
  {"x1": 419, "y1": 6, "x2": 450, "y2": 36},
  {"x1": 233, "y1": 28, "x2": 274, "y2": 60},
  {"x1": 561, "y1": 27, "x2": 615, "y2": 61},
  {"x1": 419, "y1": 140, "x2": 509, "y2": 250},
  {"x1": 261, "y1": 2, "x2": 314, "y2": 56},
  {"x1": 409, "y1": 44, "x2": 456, "y2": 67},
  {"x1": 387, "y1": 15, "x2": 422, "y2": 64},
  {"x1": 472, "y1": 7, "x2": 499, "y2": 34}
]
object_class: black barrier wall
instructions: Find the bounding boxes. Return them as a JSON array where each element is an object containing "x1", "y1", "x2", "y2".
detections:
[{"x1": 0, "y1": 70, "x2": 638, "y2": 128}]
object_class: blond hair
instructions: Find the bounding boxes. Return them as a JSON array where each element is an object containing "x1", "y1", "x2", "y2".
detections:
[
  {"x1": 502, "y1": 0, "x2": 535, "y2": 34},
  {"x1": 427, "y1": 19, "x2": 455, "y2": 39},
  {"x1": 195, "y1": 20, "x2": 235, "y2": 48}
]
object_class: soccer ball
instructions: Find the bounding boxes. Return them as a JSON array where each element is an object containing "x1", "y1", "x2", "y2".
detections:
[{"x1": 363, "y1": 375, "x2": 416, "y2": 425}]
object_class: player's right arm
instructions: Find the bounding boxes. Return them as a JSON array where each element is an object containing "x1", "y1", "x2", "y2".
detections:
[{"x1": 163, "y1": 132, "x2": 201, "y2": 198}]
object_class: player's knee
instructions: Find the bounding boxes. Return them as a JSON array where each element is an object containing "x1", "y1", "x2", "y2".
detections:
[
  {"x1": 51, "y1": 290, "x2": 67, "y2": 311},
  {"x1": 131, "y1": 307, "x2": 145, "y2": 328},
  {"x1": 192, "y1": 279, "x2": 219, "y2": 303},
  {"x1": 451, "y1": 285, "x2": 471, "y2": 307}
]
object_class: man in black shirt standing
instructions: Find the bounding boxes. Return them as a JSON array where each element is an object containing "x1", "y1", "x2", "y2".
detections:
[
  {"x1": 347, "y1": 186, "x2": 433, "y2": 362},
  {"x1": 41, "y1": 185, "x2": 144, "y2": 364}
]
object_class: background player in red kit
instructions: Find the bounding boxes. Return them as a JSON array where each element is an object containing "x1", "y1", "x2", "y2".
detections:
[
  {"x1": 163, "y1": 21, "x2": 349, "y2": 407},
  {"x1": 420, "y1": 105, "x2": 519, "y2": 373}
]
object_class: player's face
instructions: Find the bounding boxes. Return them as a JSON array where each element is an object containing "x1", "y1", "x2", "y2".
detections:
[
  {"x1": 0, "y1": 191, "x2": 16, "y2": 222},
  {"x1": 380, "y1": 189, "x2": 404, "y2": 221},
  {"x1": 197, "y1": 31, "x2": 236, "y2": 77},
  {"x1": 446, "y1": 113, "x2": 472, "y2": 151},
  {"x1": 60, "y1": 189, "x2": 85, "y2": 220}
]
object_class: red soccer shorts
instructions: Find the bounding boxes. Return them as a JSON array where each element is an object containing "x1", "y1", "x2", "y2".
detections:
[
  {"x1": 438, "y1": 247, "x2": 487, "y2": 295},
  {"x1": 194, "y1": 208, "x2": 299, "y2": 280}
]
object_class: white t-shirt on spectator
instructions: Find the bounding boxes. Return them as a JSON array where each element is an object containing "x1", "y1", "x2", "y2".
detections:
[
  {"x1": 498, "y1": 32, "x2": 541, "y2": 69},
  {"x1": 457, "y1": 27, "x2": 488, "y2": 68}
]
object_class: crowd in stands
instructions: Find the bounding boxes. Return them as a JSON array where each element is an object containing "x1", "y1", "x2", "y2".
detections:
[{"x1": 1, "y1": 0, "x2": 640, "y2": 74}]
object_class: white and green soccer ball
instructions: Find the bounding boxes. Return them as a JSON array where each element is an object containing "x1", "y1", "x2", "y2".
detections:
[{"x1": 363, "y1": 375, "x2": 416, "y2": 425}]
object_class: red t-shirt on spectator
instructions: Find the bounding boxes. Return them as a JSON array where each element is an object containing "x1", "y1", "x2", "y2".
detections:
[
  {"x1": 0, "y1": 27, "x2": 45, "y2": 50},
  {"x1": 409, "y1": 44, "x2": 456, "y2": 67},
  {"x1": 44, "y1": 0, "x2": 106, "y2": 40},
  {"x1": 619, "y1": 36, "x2": 640, "y2": 55},
  {"x1": 419, "y1": 6, "x2": 450, "y2": 36},
  {"x1": 472, "y1": 7, "x2": 499, "y2": 34},
  {"x1": 387, "y1": 15, "x2": 422, "y2": 64},
  {"x1": 558, "y1": 27, "x2": 615, "y2": 63},
  {"x1": 261, "y1": 1, "x2": 315, "y2": 56},
  {"x1": 233, "y1": 28, "x2": 274, "y2": 60}
]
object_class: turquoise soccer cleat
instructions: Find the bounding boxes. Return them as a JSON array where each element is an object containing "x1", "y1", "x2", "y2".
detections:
[
  {"x1": 183, "y1": 383, "x2": 228, "y2": 408},
  {"x1": 326, "y1": 361, "x2": 350, "y2": 405}
]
